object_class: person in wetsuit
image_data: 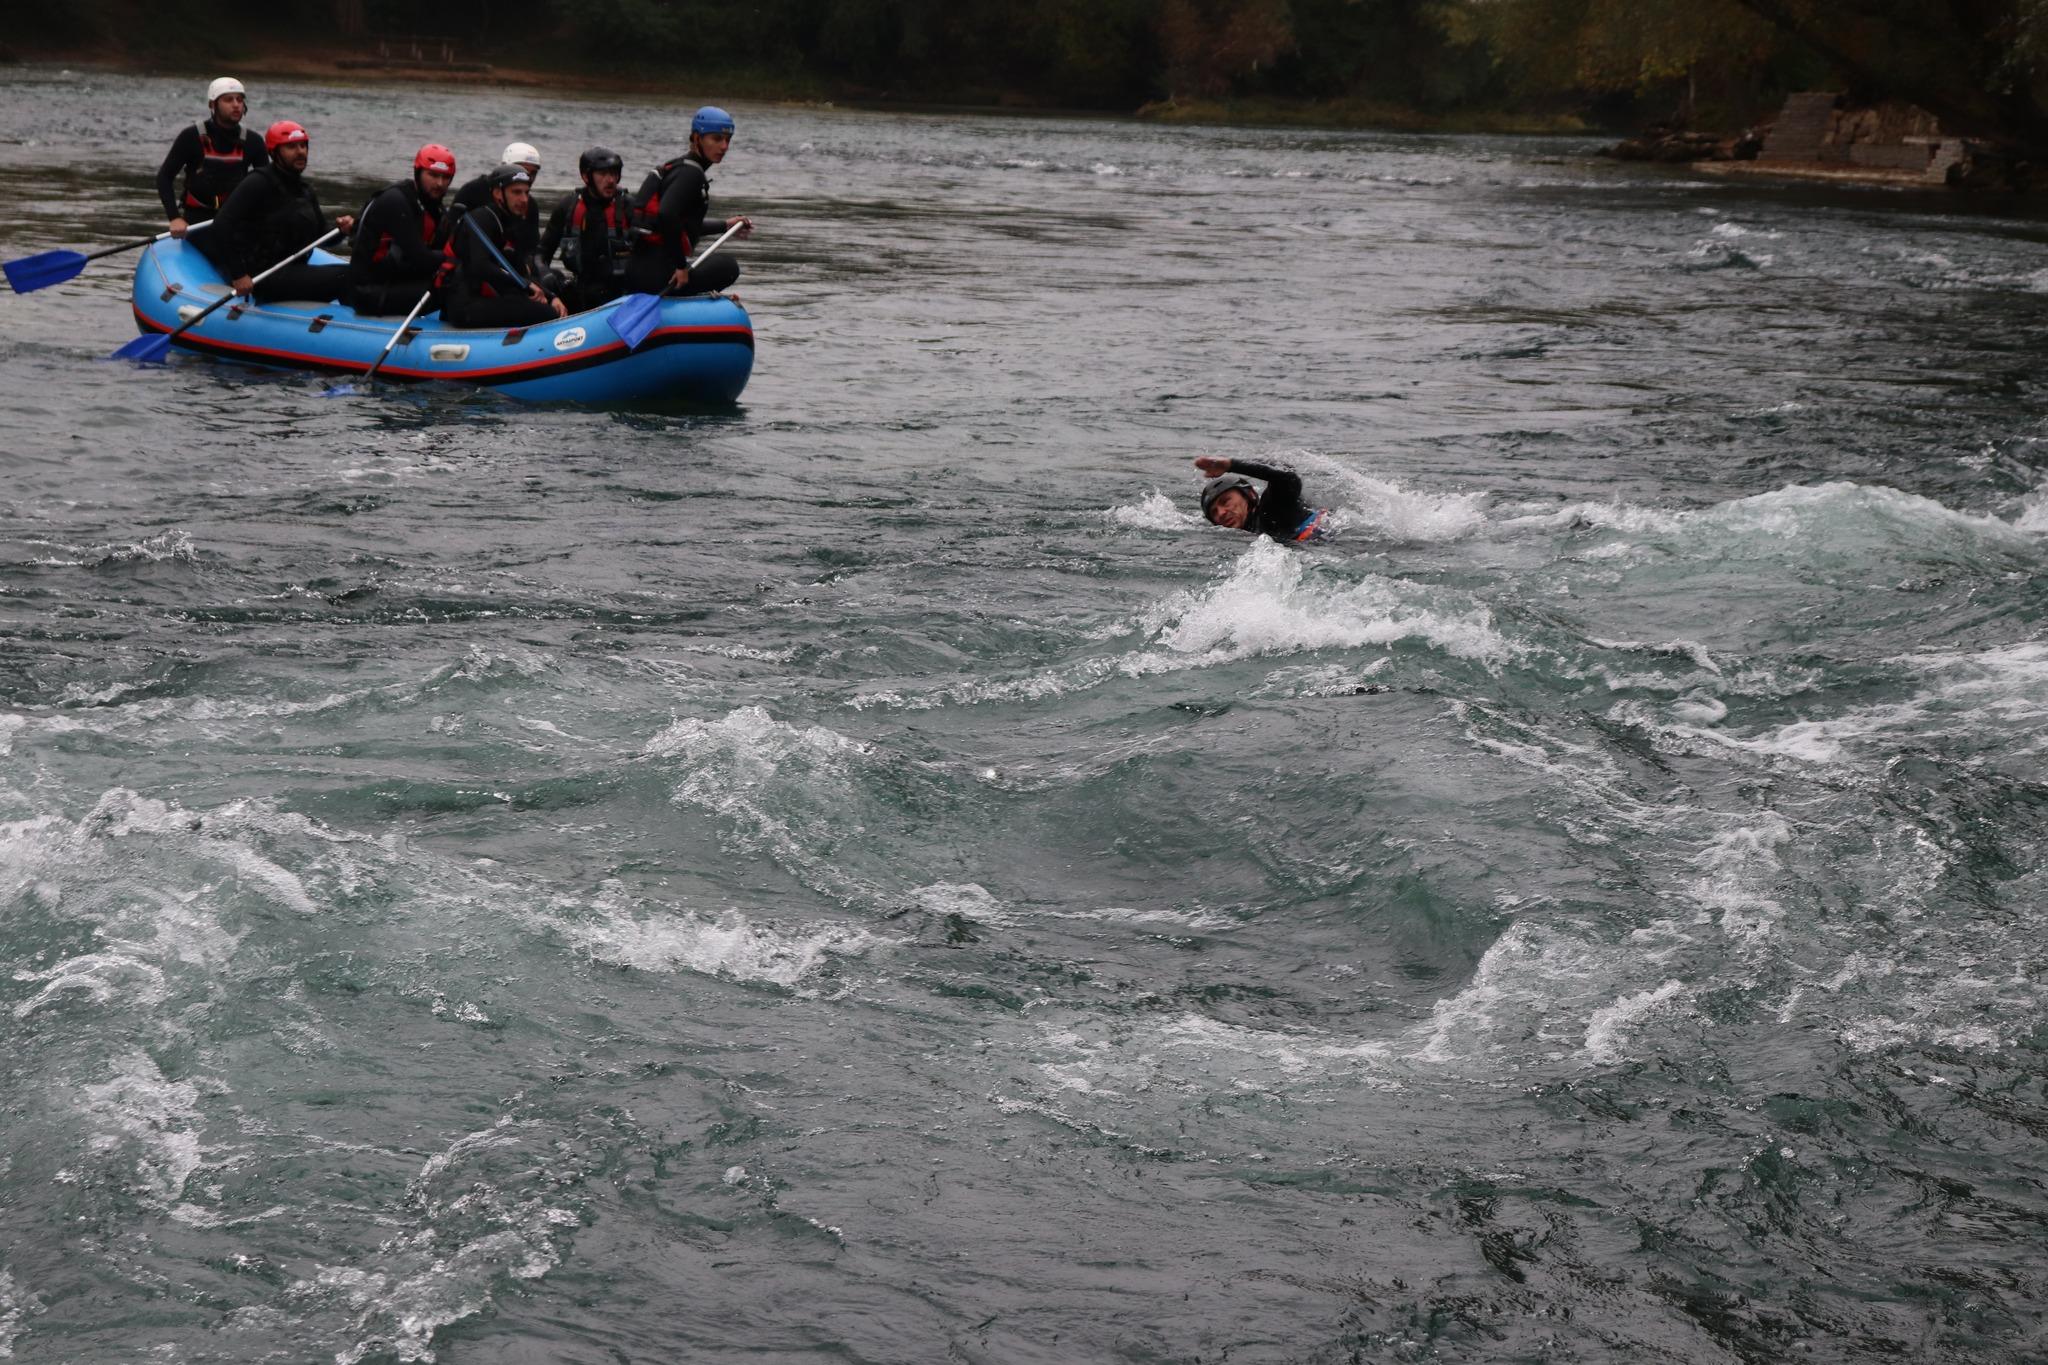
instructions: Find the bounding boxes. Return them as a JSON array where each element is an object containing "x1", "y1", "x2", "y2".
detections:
[
  {"x1": 349, "y1": 143, "x2": 456, "y2": 315},
  {"x1": 437, "y1": 163, "x2": 566, "y2": 329},
  {"x1": 625, "y1": 105, "x2": 753, "y2": 298},
  {"x1": 156, "y1": 77, "x2": 267, "y2": 238},
  {"x1": 1194, "y1": 456, "x2": 1330, "y2": 543},
  {"x1": 453, "y1": 140, "x2": 544, "y2": 274},
  {"x1": 541, "y1": 146, "x2": 633, "y2": 313},
  {"x1": 200, "y1": 120, "x2": 354, "y2": 303}
]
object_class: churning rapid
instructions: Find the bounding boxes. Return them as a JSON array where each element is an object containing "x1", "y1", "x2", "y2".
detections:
[{"x1": 3, "y1": 66, "x2": 2048, "y2": 1364}]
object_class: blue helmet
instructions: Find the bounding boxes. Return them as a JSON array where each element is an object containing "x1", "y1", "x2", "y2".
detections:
[{"x1": 691, "y1": 105, "x2": 736, "y2": 137}]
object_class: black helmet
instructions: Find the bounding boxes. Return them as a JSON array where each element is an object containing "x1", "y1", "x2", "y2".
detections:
[
  {"x1": 1201, "y1": 475, "x2": 1258, "y2": 523},
  {"x1": 579, "y1": 145, "x2": 623, "y2": 177},
  {"x1": 486, "y1": 162, "x2": 532, "y2": 192}
]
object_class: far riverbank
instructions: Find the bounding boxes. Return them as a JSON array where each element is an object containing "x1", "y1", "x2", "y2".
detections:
[{"x1": 3, "y1": 44, "x2": 1591, "y2": 137}]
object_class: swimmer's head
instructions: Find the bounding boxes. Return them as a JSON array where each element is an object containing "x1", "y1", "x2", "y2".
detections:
[{"x1": 1201, "y1": 475, "x2": 1258, "y2": 530}]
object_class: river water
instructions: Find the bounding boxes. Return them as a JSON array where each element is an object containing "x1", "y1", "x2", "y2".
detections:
[{"x1": 3, "y1": 64, "x2": 2048, "y2": 1363}]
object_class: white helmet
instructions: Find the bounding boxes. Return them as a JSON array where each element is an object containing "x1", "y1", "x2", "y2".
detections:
[
  {"x1": 206, "y1": 77, "x2": 246, "y2": 105},
  {"x1": 501, "y1": 141, "x2": 541, "y2": 169}
]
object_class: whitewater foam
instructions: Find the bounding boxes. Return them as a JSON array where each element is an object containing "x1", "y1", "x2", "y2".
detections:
[
  {"x1": 554, "y1": 879, "x2": 874, "y2": 990},
  {"x1": 0, "y1": 1269, "x2": 33, "y2": 1359},
  {"x1": 1108, "y1": 490, "x2": 1199, "y2": 532},
  {"x1": 80, "y1": 1051, "x2": 208, "y2": 1206}
]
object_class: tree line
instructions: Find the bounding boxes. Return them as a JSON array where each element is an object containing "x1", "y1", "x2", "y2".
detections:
[{"x1": 17, "y1": 0, "x2": 2048, "y2": 151}]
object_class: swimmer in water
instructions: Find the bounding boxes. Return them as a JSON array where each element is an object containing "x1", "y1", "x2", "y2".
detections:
[{"x1": 1194, "y1": 456, "x2": 1330, "y2": 543}]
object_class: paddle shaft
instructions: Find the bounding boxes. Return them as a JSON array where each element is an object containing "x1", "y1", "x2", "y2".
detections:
[
  {"x1": 360, "y1": 290, "x2": 433, "y2": 384},
  {"x1": 464, "y1": 211, "x2": 534, "y2": 293},
  {"x1": 155, "y1": 227, "x2": 341, "y2": 347},
  {"x1": 689, "y1": 220, "x2": 745, "y2": 270},
  {"x1": 83, "y1": 220, "x2": 214, "y2": 264},
  {"x1": 4, "y1": 222, "x2": 216, "y2": 293}
]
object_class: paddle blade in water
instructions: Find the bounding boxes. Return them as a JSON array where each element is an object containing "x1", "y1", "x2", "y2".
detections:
[
  {"x1": 608, "y1": 294, "x2": 663, "y2": 351},
  {"x1": 321, "y1": 380, "x2": 361, "y2": 398},
  {"x1": 3, "y1": 249, "x2": 88, "y2": 294},
  {"x1": 111, "y1": 331, "x2": 175, "y2": 364}
]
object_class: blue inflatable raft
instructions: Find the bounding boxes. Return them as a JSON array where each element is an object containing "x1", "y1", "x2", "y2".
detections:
[{"x1": 128, "y1": 239, "x2": 753, "y2": 403}]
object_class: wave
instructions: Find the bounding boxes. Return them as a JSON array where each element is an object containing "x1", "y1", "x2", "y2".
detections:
[
  {"x1": 856, "y1": 539, "x2": 1519, "y2": 710},
  {"x1": 18, "y1": 528, "x2": 200, "y2": 569},
  {"x1": 552, "y1": 878, "x2": 875, "y2": 992},
  {"x1": 1107, "y1": 490, "x2": 1199, "y2": 532},
  {"x1": 78, "y1": 1050, "x2": 209, "y2": 1207},
  {"x1": 291, "y1": 1117, "x2": 584, "y2": 1365},
  {"x1": 0, "y1": 1269, "x2": 31, "y2": 1358}
]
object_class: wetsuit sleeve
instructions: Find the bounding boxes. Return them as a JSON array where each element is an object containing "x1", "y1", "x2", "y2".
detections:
[
  {"x1": 246, "y1": 132, "x2": 269, "y2": 171},
  {"x1": 653, "y1": 170, "x2": 695, "y2": 272},
  {"x1": 516, "y1": 203, "x2": 543, "y2": 274},
  {"x1": 157, "y1": 126, "x2": 200, "y2": 218},
  {"x1": 541, "y1": 193, "x2": 571, "y2": 266},
  {"x1": 1229, "y1": 461, "x2": 1304, "y2": 507},
  {"x1": 312, "y1": 188, "x2": 344, "y2": 247}
]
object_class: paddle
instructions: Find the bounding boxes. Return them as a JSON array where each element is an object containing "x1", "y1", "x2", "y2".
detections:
[
  {"x1": 464, "y1": 209, "x2": 536, "y2": 292},
  {"x1": 112, "y1": 227, "x2": 341, "y2": 364},
  {"x1": 607, "y1": 219, "x2": 748, "y2": 352},
  {"x1": 5, "y1": 222, "x2": 212, "y2": 294},
  {"x1": 324, "y1": 289, "x2": 433, "y2": 397}
]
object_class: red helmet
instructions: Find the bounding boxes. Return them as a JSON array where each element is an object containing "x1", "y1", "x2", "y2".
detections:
[
  {"x1": 264, "y1": 120, "x2": 309, "y2": 152},
  {"x1": 414, "y1": 143, "x2": 456, "y2": 176}
]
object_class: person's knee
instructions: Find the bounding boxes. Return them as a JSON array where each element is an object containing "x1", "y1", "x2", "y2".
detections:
[{"x1": 698, "y1": 252, "x2": 739, "y2": 293}]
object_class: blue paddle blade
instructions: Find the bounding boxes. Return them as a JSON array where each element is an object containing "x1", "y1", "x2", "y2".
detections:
[
  {"x1": 608, "y1": 293, "x2": 663, "y2": 351},
  {"x1": 111, "y1": 331, "x2": 175, "y2": 364},
  {"x1": 322, "y1": 381, "x2": 361, "y2": 398},
  {"x1": 3, "y1": 249, "x2": 88, "y2": 293}
]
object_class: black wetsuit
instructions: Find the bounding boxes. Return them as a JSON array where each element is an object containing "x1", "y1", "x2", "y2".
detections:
[
  {"x1": 349, "y1": 178, "x2": 448, "y2": 314},
  {"x1": 625, "y1": 152, "x2": 740, "y2": 297},
  {"x1": 156, "y1": 117, "x2": 267, "y2": 224},
  {"x1": 453, "y1": 174, "x2": 542, "y2": 273},
  {"x1": 200, "y1": 163, "x2": 348, "y2": 303},
  {"x1": 1234, "y1": 461, "x2": 1329, "y2": 542},
  {"x1": 541, "y1": 186, "x2": 633, "y2": 312},
  {"x1": 440, "y1": 203, "x2": 557, "y2": 329}
]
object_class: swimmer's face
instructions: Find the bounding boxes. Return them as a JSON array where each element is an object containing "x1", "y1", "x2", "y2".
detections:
[{"x1": 1208, "y1": 490, "x2": 1252, "y2": 529}]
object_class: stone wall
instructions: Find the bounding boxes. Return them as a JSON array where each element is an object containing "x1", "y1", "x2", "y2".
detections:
[{"x1": 1758, "y1": 93, "x2": 1962, "y2": 182}]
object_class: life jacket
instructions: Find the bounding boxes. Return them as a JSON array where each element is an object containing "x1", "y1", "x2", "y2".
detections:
[
  {"x1": 184, "y1": 120, "x2": 250, "y2": 213},
  {"x1": 628, "y1": 157, "x2": 687, "y2": 248},
  {"x1": 370, "y1": 183, "x2": 443, "y2": 266},
  {"x1": 250, "y1": 166, "x2": 326, "y2": 258},
  {"x1": 564, "y1": 191, "x2": 631, "y2": 276},
  {"x1": 1292, "y1": 509, "x2": 1330, "y2": 543},
  {"x1": 437, "y1": 206, "x2": 517, "y2": 296}
]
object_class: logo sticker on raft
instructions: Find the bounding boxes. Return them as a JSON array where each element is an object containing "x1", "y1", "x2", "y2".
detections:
[{"x1": 553, "y1": 327, "x2": 588, "y2": 352}]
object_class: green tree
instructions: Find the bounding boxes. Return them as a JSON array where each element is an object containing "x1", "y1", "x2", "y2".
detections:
[
  {"x1": 1439, "y1": 0, "x2": 1777, "y2": 114},
  {"x1": 1727, "y1": 0, "x2": 2048, "y2": 144}
]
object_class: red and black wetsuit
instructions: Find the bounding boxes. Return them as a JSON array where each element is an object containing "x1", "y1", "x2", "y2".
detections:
[
  {"x1": 541, "y1": 186, "x2": 633, "y2": 311},
  {"x1": 453, "y1": 173, "x2": 542, "y2": 274},
  {"x1": 625, "y1": 152, "x2": 739, "y2": 297},
  {"x1": 199, "y1": 162, "x2": 348, "y2": 303},
  {"x1": 155, "y1": 117, "x2": 268, "y2": 224},
  {"x1": 438, "y1": 203, "x2": 557, "y2": 329},
  {"x1": 349, "y1": 177, "x2": 448, "y2": 315}
]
